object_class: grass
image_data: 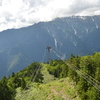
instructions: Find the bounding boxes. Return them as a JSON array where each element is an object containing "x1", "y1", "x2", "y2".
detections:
[
  {"x1": 15, "y1": 64, "x2": 80, "y2": 100},
  {"x1": 41, "y1": 64, "x2": 56, "y2": 83}
]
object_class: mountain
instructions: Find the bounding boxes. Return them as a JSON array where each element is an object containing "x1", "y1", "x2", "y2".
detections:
[{"x1": 0, "y1": 15, "x2": 100, "y2": 77}]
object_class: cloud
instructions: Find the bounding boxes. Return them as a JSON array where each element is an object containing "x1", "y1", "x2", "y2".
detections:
[{"x1": 0, "y1": 0, "x2": 100, "y2": 32}]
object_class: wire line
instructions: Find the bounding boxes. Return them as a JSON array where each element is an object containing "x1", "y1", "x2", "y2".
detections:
[{"x1": 53, "y1": 49, "x2": 100, "y2": 91}]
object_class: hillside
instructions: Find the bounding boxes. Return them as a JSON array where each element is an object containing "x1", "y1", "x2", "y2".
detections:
[
  {"x1": 15, "y1": 78, "x2": 79, "y2": 100},
  {"x1": 0, "y1": 15, "x2": 100, "y2": 78},
  {"x1": 0, "y1": 52, "x2": 100, "y2": 100},
  {"x1": 15, "y1": 65, "x2": 79, "y2": 100}
]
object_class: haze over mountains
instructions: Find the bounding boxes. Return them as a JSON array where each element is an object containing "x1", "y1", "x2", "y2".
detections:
[{"x1": 0, "y1": 15, "x2": 100, "y2": 78}]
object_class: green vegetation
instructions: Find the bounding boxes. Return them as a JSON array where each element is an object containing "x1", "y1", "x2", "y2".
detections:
[
  {"x1": 0, "y1": 62, "x2": 43, "y2": 100},
  {"x1": 15, "y1": 78, "x2": 79, "y2": 100},
  {"x1": 0, "y1": 52, "x2": 100, "y2": 100}
]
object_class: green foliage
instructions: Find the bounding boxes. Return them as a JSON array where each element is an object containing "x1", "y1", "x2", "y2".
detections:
[
  {"x1": 21, "y1": 78, "x2": 26, "y2": 90},
  {"x1": 15, "y1": 62, "x2": 43, "y2": 83},
  {"x1": 47, "y1": 60, "x2": 68, "y2": 78},
  {"x1": 12, "y1": 72, "x2": 15, "y2": 77},
  {"x1": 0, "y1": 62, "x2": 44, "y2": 100},
  {"x1": 15, "y1": 78, "x2": 78, "y2": 100},
  {"x1": 0, "y1": 77, "x2": 13, "y2": 100},
  {"x1": 87, "y1": 87, "x2": 100, "y2": 100},
  {"x1": 47, "y1": 53, "x2": 100, "y2": 100},
  {"x1": 1, "y1": 52, "x2": 100, "y2": 100}
]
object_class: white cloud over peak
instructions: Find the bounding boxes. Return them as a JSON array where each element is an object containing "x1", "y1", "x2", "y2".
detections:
[{"x1": 0, "y1": 0, "x2": 100, "y2": 32}]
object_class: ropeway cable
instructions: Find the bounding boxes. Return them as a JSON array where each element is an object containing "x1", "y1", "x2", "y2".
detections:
[
  {"x1": 68, "y1": 62, "x2": 100, "y2": 85},
  {"x1": 25, "y1": 49, "x2": 47, "y2": 99},
  {"x1": 67, "y1": 63, "x2": 100, "y2": 91},
  {"x1": 29, "y1": 49, "x2": 47, "y2": 83},
  {"x1": 53, "y1": 49, "x2": 100, "y2": 91},
  {"x1": 66, "y1": 59, "x2": 100, "y2": 86},
  {"x1": 18, "y1": 49, "x2": 47, "y2": 100}
]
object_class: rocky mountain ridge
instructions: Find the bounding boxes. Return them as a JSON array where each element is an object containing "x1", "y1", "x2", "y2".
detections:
[{"x1": 0, "y1": 15, "x2": 100, "y2": 77}]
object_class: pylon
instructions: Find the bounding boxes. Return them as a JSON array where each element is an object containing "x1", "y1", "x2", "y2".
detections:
[{"x1": 46, "y1": 46, "x2": 51, "y2": 64}]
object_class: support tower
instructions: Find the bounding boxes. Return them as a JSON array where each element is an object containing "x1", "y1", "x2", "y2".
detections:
[{"x1": 46, "y1": 46, "x2": 51, "y2": 64}]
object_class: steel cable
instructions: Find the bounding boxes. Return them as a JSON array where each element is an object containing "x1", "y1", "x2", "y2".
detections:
[{"x1": 53, "y1": 49, "x2": 100, "y2": 91}]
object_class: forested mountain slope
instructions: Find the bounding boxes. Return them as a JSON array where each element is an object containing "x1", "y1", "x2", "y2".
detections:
[
  {"x1": 0, "y1": 52, "x2": 100, "y2": 100},
  {"x1": 0, "y1": 15, "x2": 100, "y2": 78}
]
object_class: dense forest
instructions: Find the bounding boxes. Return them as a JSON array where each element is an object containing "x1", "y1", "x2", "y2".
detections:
[{"x1": 0, "y1": 52, "x2": 100, "y2": 100}]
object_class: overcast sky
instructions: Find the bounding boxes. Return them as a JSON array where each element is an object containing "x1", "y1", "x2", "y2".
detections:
[{"x1": 0, "y1": 0, "x2": 100, "y2": 32}]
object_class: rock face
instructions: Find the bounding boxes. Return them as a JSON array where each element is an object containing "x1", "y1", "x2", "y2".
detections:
[{"x1": 0, "y1": 15, "x2": 100, "y2": 77}]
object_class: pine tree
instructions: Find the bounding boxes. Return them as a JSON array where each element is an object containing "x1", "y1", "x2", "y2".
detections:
[
  {"x1": 21, "y1": 78, "x2": 26, "y2": 90},
  {"x1": 0, "y1": 80, "x2": 12, "y2": 100},
  {"x1": 12, "y1": 72, "x2": 15, "y2": 77}
]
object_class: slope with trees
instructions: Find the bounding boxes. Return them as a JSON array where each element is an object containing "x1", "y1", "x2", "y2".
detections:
[{"x1": 0, "y1": 52, "x2": 100, "y2": 100}]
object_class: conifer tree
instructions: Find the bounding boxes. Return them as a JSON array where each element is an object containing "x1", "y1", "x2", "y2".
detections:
[
  {"x1": 21, "y1": 78, "x2": 26, "y2": 90},
  {"x1": 0, "y1": 80, "x2": 12, "y2": 100}
]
